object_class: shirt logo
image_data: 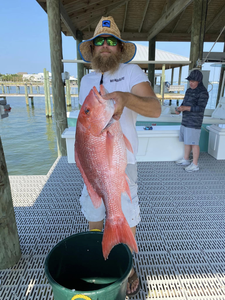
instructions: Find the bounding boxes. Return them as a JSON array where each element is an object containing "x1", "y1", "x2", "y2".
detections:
[
  {"x1": 102, "y1": 20, "x2": 111, "y2": 28},
  {"x1": 110, "y1": 77, "x2": 124, "y2": 83}
]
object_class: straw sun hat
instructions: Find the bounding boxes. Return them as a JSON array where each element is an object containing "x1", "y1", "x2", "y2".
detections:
[{"x1": 78, "y1": 16, "x2": 136, "y2": 64}]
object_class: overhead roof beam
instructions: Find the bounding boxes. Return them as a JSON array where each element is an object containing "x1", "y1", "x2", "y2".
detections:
[
  {"x1": 147, "y1": 0, "x2": 193, "y2": 41},
  {"x1": 59, "y1": 2, "x2": 79, "y2": 39},
  {"x1": 73, "y1": 0, "x2": 127, "y2": 24},
  {"x1": 171, "y1": 10, "x2": 185, "y2": 34},
  {"x1": 64, "y1": 0, "x2": 105, "y2": 13},
  {"x1": 138, "y1": 0, "x2": 150, "y2": 33},
  {"x1": 206, "y1": 4, "x2": 225, "y2": 32},
  {"x1": 80, "y1": 0, "x2": 128, "y2": 31},
  {"x1": 122, "y1": 1, "x2": 128, "y2": 32}
]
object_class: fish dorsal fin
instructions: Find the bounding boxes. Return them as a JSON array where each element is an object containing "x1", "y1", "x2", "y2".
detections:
[
  {"x1": 106, "y1": 131, "x2": 114, "y2": 168},
  {"x1": 124, "y1": 174, "x2": 132, "y2": 202},
  {"x1": 100, "y1": 84, "x2": 109, "y2": 96},
  {"x1": 123, "y1": 134, "x2": 133, "y2": 153}
]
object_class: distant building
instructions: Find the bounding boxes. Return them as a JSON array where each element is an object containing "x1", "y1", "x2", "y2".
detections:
[
  {"x1": 23, "y1": 73, "x2": 52, "y2": 82},
  {"x1": 17, "y1": 72, "x2": 28, "y2": 75}
]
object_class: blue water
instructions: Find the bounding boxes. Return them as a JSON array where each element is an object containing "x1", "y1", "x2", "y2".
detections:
[
  {"x1": 0, "y1": 86, "x2": 79, "y2": 175},
  {"x1": 0, "y1": 84, "x2": 218, "y2": 175}
]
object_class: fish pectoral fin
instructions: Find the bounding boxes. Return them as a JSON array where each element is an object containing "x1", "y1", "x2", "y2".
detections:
[
  {"x1": 75, "y1": 152, "x2": 102, "y2": 208},
  {"x1": 86, "y1": 182, "x2": 102, "y2": 208},
  {"x1": 123, "y1": 134, "x2": 133, "y2": 153},
  {"x1": 102, "y1": 216, "x2": 138, "y2": 260},
  {"x1": 106, "y1": 131, "x2": 114, "y2": 168}
]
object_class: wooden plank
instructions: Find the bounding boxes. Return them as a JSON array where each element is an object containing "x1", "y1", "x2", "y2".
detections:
[
  {"x1": 169, "y1": 85, "x2": 184, "y2": 92},
  {"x1": 60, "y1": 2, "x2": 79, "y2": 39},
  {"x1": 138, "y1": 0, "x2": 150, "y2": 33},
  {"x1": 80, "y1": 0, "x2": 128, "y2": 31},
  {"x1": 147, "y1": 0, "x2": 193, "y2": 40},
  {"x1": 122, "y1": 1, "x2": 128, "y2": 32},
  {"x1": 206, "y1": 4, "x2": 225, "y2": 32}
]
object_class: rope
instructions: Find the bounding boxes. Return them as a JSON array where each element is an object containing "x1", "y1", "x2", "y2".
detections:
[{"x1": 202, "y1": 25, "x2": 225, "y2": 65}]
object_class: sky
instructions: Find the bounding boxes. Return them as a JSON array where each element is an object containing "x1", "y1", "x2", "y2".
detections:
[{"x1": 0, "y1": 0, "x2": 224, "y2": 82}]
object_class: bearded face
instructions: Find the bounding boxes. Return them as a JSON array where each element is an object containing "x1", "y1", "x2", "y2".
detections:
[{"x1": 91, "y1": 45, "x2": 123, "y2": 74}]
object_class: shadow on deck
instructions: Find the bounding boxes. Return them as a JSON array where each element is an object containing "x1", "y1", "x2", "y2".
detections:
[{"x1": 0, "y1": 153, "x2": 225, "y2": 299}]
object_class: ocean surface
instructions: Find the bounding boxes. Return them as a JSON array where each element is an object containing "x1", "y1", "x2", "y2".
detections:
[{"x1": 0, "y1": 83, "x2": 219, "y2": 175}]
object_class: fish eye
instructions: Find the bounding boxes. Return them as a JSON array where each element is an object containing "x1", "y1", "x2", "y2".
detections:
[{"x1": 85, "y1": 108, "x2": 90, "y2": 115}]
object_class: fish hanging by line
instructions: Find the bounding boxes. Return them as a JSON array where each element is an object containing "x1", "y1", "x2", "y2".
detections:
[{"x1": 75, "y1": 85, "x2": 138, "y2": 259}]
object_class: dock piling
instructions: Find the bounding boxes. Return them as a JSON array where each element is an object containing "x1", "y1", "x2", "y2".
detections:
[
  {"x1": 24, "y1": 84, "x2": 29, "y2": 106},
  {"x1": 65, "y1": 79, "x2": 71, "y2": 106},
  {"x1": 46, "y1": 71, "x2": 52, "y2": 117},
  {"x1": 0, "y1": 137, "x2": 21, "y2": 269}
]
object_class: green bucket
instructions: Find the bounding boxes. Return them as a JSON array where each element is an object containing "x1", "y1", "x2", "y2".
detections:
[{"x1": 45, "y1": 231, "x2": 132, "y2": 300}]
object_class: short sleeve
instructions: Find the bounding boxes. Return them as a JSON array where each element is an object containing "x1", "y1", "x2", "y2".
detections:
[{"x1": 128, "y1": 64, "x2": 150, "y2": 91}]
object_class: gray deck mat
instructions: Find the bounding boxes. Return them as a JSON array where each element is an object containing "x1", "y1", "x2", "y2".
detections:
[{"x1": 0, "y1": 153, "x2": 225, "y2": 299}]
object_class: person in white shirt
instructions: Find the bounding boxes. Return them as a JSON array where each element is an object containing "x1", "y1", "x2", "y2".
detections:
[{"x1": 78, "y1": 15, "x2": 161, "y2": 297}]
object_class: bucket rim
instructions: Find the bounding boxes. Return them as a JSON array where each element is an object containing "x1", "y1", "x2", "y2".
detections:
[{"x1": 44, "y1": 231, "x2": 133, "y2": 296}]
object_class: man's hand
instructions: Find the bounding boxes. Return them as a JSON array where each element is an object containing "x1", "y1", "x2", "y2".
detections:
[{"x1": 102, "y1": 91, "x2": 129, "y2": 120}]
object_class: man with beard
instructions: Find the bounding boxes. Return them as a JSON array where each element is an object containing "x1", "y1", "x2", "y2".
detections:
[{"x1": 78, "y1": 16, "x2": 161, "y2": 297}]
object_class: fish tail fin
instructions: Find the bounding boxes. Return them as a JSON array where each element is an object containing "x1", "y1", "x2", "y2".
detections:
[{"x1": 102, "y1": 216, "x2": 138, "y2": 260}]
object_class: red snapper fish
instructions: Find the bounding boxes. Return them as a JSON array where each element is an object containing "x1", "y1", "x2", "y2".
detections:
[{"x1": 75, "y1": 85, "x2": 138, "y2": 259}]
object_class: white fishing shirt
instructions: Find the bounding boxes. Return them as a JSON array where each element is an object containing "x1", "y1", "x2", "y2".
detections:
[{"x1": 79, "y1": 63, "x2": 150, "y2": 164}]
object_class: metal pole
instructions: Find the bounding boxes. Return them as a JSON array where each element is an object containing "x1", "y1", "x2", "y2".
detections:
[
  {"x1": 148, "y1": 37, "x2": 156, "y2": 88},
  {"x1": 161, "y1": 64, "x2": 166, "y2": 103}
]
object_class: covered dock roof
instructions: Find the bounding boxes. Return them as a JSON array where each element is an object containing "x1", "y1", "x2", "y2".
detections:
[
  {"x1": 134, "y1": 44, "x2": 190, "y2": 70},
  {"x1": 37, "y1": 0, "x2": 225, "y2": 43}
]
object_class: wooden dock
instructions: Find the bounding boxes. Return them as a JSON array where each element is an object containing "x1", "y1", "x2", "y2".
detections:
[{"x1": 0, "y1": 75, "x2": 78, "y2": 117}]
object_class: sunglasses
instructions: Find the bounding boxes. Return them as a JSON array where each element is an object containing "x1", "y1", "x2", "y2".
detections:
[{"x1": 93, "y1": 36, "x2": 118, "y2": 46}]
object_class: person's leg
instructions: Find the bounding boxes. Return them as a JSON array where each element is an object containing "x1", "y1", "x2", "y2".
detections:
[
  {"x1": 184, "y1": 144, "x2": 192, "y2": 160},
  {"x1": 192, "y1": 145, "x2": 200, "y2": 165},
  {"x1": 89, "y1": 220, "x2": 104, "y2": 231},
  {"x1": 126, "y1": 226, "x2": 139, "y2": 295}
]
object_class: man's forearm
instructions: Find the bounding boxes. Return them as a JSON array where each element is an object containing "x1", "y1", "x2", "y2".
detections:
[{"x1": 126, "y1": 93, "x2": 161, "y2": 118}]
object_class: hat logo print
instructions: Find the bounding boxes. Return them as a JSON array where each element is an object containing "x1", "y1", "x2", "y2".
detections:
[{"x1": 102, "y1": 20, "x2": 111, "y2": 28}]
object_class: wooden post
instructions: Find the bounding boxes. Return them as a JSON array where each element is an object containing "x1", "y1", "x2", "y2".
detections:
[
  {"x1": 30, "y1": 84, "x2": 34, "y2": 106},
  {"x1": 43, "y1": 68, "x2": 49, "y2": 117},
  {"x1": 76, "y1": 32, "x2": 84, "y2": 97},
  {"x1": 24, "y1": 84, "x2": 29, "y2": 106},
  {"x1": 46, "y1": 0, "x2": 67, "y2": 156},
  {"x1": 178, "y1": 66, "x2": 182, "y2": 91},
  {"x1": 189, "y1": 0, "x2": 208, "y2": 70},
  {"x1": 1, "y1": 84, "x2": 6, "y2": 101},
  {"x1": 148, "y1": 37, "x2": 156, "y2": 88},
  {"x1": 66, "y1": 79, "x2": 71, "y2": 106},
  {"x1": 171, "y1": 68, "x2": 174, "y2": 85},
  {"x1": 46, "y1": 71, "x2": 52, "y2": 117},
  {"x1": 160, "y1": 64, "x2": 166, "y2": 103},
  {"x1": 0, "y1": 137, "x2": 21, "y2": 269}
]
